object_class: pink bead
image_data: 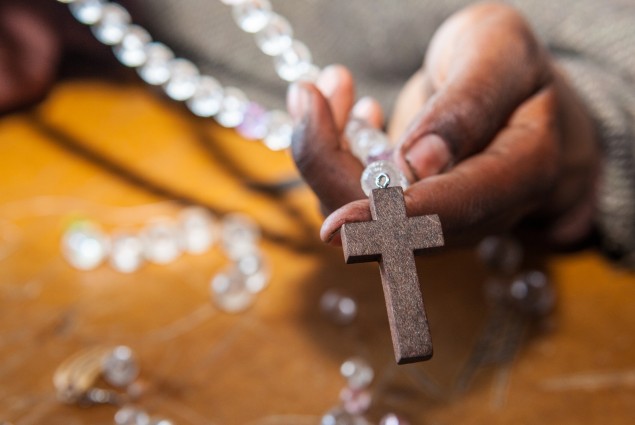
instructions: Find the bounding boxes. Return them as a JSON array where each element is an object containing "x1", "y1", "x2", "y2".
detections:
[
  {"x1": 367, "y1": 148, "x2": 394, "y2": 164},
  {"x1": 339, "y1": 387, "x2": 372, "y2": 415},
  {"x1": 237, "y1": 102, "x2": 268, "y2": 140}
]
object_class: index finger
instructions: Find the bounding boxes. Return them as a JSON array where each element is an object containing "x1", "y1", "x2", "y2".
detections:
[{"x1": 288, "y1": 82, "x2": 366, "y2": 212}]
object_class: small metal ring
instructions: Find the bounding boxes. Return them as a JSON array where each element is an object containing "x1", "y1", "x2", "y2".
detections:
[
  {"x1": 53, "y1": 346, "x2": 138, "y2": 406},
  {"x1": 375, "y1": 172, "x2": 391, "y2": 189}
]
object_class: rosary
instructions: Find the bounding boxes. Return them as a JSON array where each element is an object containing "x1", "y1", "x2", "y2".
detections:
[
  {"x1": 58, "y1": 0, "x2": 445, "y2": 364},
  {"x1": 12, "y1": 3, "x2": 560, "y2": 425}
]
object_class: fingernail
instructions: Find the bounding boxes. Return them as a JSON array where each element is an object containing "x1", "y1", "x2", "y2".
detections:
[
  {"x1": 404, "y1": 134, "x2": 452, "y2": 180},
  {"x1": 316, "y1": 65, "x2": 340, "y2": 98},
  {"x1": 326, "y1": 229, "x2": 341, "y2": 245},
  {"x1": 287, "y1": 83, "x2": 310, "y2": 124},
  {"x1": 351, "y1": 97, "x2": 375, "y2": 120}
]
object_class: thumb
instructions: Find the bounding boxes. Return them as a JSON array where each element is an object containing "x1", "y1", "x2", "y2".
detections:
[{"x1": 394, "y1": 3, "x2": 550, "y2": 181}]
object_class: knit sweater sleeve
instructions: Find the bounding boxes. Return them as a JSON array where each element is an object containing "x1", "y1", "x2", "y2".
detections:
[
  {"x1": 558, "y1": 56, "x2": 635, "y2": 265},
  {"x1": 523, "y1": 1, "x2": 635, "y2": 265}
]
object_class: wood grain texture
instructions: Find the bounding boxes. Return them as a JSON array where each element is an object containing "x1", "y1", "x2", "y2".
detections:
[
  {"x1": 341, "y1": 187, "x2": 444, "y2": 364},
  {"x1": 1, "y1": 81, "x2": 635, "y2": 425}
]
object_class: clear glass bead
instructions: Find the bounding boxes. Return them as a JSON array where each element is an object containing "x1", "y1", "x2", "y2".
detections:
[
  {"x1": 113, "y1": 25, "x2": 152, "y2": 68},
  {"x1": 298, "y1": 64, "x2": 321, "y2": 83},
  {"x1": 274, "y1": 40, "x2": 313, "y2": 82},
  {"x1": 215, "y1": 87, "x2": 248, "y2": 128},
  {"x1": 509, "y1": 271, "x2": 556, "y2": 316},
  {"x1": 61, "y1": 221, "x2": 109, "y2": 271},
  {"x1": 483, "y1": 277, "x2": 508, "y2": 306},
  {"x1": 320, "y1": 289, "x2": 340, "y2": 314},
  {"x1": 232, "y1": 0, "x2": 272, "y2": 33},
  {"x1": 320, "y1": 289, "x2": 357, "y2": 325},
  {"x1": 221, "y1": 213, "x2": 261, "y2": 259},
  {"x1": 91, "y1": 2, "x2": 130, "y2": 45},
  {"x1": 340, "y1": 387, "x2": 372, "y2": 415},
  {"x1": 346, "y1": 119, "x2": 394, "y2": 163},
  {"x1": 69, "y1": 0, "x2": 105, "y2": 25},
  {"x1": 476, "y1": 236, "x2": 523, "y2": 275},
  {"x1": 140, "y1": 219, "x2": 182, "y2": 264},
  {"x1": 360, "y1": 160, "x2": 409, "y2": 196},
  {"x1": 237, "y1": 250, "x2": 270, "y2": 293},
  {"x1": 115, "y1": 406, "x2": 150, "y2": 425},
  {"x1": 345, "y1": 118, "x2": 370, "y2": 143},
  {"x1": 186, "y1": 76, "x2": 224, "y2": 117},
  {"x1": 163, "y1": 59, "x2": 199, "y2": 101},
  {"x1": 367, "y1": 147, "x2": 394, "y2": 164},
  {"x1": 263, "y1": 110, "x2": 293, "y2": 151},
  {"x1": 237, "y1": 103, "x2": 268, "y2": 140},
  {"x1": 321, "y1": 408, "x2": 370, "y2": 425},
  {"x1": 380, "y1": 414, "x2": 410, "y2": 425},
  {"x1": 109, "y1": 233, "x2": 144, "y2": 273},
  {"x1": 211, "y1": 265, "x2": 255, "y2": 313},
  {"x1": 254, "y1": 13, "x2": 293, "y2": 56},
  {"x1": 349, "y1": 128, "x2": 391, "y2": 164},
  {"x1": 179, "y1": 207, "x2": 216, "y2": 254},
  {"x1": 137, "y1": 42, "x2": 174, "y2": 86},
  {"x1": 85, "y1": 387, "x2": 117, "y2": 404},
  {"x1": 102, "y1": 345, "x2": 139, "y2": 387},
  {"x1": 340, "y1": 357, "x2": 374, "y2": 390}
]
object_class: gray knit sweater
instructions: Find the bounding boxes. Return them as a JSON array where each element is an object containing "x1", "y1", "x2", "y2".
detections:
[{"x1": 132, "y1": 0, "x2": 635, "y2": 265}]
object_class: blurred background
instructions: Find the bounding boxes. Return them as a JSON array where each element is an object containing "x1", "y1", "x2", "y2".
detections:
[{"x1": 1, "y1": 1, "x2": 635, "y2": 424}]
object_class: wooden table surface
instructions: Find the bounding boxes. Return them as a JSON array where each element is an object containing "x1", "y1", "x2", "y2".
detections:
[{"x1": 1, "y1": 80, "x2": 634, "y2": 425}]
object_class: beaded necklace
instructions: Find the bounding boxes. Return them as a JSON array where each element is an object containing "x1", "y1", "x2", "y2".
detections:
[{"x1": 57, "y1": 0, "x2": 410, "y2": 193}]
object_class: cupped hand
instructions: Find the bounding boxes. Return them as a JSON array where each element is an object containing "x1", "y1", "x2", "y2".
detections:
[
  {"x1": 0, "y1": 0, "x2": 110, "y2": 114},
  {"x1": 288, "y1": 2, "x2": 598, "y2": 248}
]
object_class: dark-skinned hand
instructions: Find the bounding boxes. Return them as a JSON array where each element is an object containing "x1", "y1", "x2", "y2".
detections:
[
  {"x1": 0, "y1": 0, "x2": 133, "y2": 114},
  {"x1": 288, "y1": 2, "x2": 599, "y2": 250},
  {"x1": 1, "y1": 1, "x2": 599, "y2": 251}
]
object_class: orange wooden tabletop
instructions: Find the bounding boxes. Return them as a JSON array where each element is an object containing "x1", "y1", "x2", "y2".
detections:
[{"x1": 1, "y1": 80, "x2": 634, "y2": 425}]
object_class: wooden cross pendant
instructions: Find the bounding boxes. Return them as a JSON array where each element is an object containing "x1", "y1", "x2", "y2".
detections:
[{"x1": 341, "y1": 186, "x2": 444, "y2": 364}]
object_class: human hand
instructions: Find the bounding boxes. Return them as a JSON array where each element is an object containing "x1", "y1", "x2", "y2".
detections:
[
  {"x1": 288, "y1": 2, "x2": 598, "y2": 248},
  {"x1": 0, "y1": 0, "x2": 113, "y2": 114},
  {"x1": 0, "y1": 1, "x2": 61, "y2": 113}
]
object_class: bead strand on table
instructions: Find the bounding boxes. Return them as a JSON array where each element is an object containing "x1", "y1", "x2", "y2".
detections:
[
  {"x1": 61, "y1": 207, "x2": 271, "y2": 313},
  {"x1": 321, "y1": 357, "x2": 412, "y2": 425},
  {"x1": 62, "y1": 206, "x2": 217, "y2": 273}
]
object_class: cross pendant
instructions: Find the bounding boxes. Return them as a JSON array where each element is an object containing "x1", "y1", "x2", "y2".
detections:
[{"x1": 341, "y1": 186, "x2": 444, "y2": 364}]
